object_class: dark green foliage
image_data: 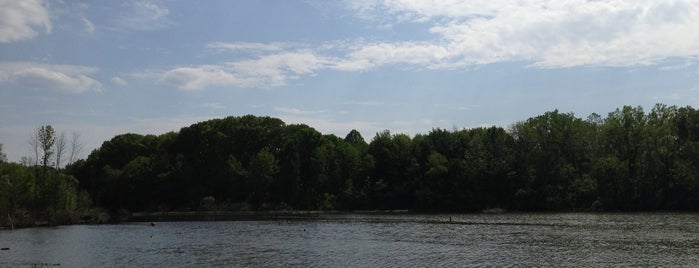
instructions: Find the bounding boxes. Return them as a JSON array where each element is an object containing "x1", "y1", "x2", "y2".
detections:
[
  {"x1": 0, "y1": 154, "x2": 99, "y2": 227},
  {"x1": 64, "y1": 106, "x2": 699, "y2": 212}
]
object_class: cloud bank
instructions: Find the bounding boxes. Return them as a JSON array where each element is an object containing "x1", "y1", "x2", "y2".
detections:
[
  {"x1": 159, "y1": 0, "x2": 699, "y2": 90},
  {"x1": 347, "y1": 0, "x2": 699, "y2": 68}
]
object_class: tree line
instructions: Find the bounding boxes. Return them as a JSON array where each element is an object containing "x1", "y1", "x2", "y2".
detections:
[
  {"x1": 3, "y1": 103, "x2": 699, "y2": 224},
  {"x1": 61, "y1": 104, "x2": 699, "y2": 213},
  {"x1": 0, "y1": 126, "x2": 105, "y2": 227}
]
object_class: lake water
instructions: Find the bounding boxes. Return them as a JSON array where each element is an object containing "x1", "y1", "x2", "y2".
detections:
[{"x1": 1, "y1": 213, "x2": 699, "y2": 267}]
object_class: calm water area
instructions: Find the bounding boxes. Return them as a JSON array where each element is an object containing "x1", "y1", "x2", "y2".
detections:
[{"x1": 1, "y1": 213, "x2": 699, "y2": 267}]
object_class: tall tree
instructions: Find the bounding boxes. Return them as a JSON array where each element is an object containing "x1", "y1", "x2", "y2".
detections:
[
  {"x1": 36, "y1": 125, "x2": 56, "y2": 207},
  {"x1": 38, "y1": 126, "x2": 56, "y2": 170}
]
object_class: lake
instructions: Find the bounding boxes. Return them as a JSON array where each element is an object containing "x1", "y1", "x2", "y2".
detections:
[{"x1": 1, "y1": 213, "x2": 699, "y2": 267}]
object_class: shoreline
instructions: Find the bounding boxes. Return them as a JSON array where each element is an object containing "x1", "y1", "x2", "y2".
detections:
[
  {"x1": 7, "y1": 209, "x2": 699, "y2": 229},
  {"x1": 127, "y1": 210, "x2": 413, "y2": 222}
]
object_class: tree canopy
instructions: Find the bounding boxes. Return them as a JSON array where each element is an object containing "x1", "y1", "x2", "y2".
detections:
[
  {"x1": 1, "y1": 127, "x2": 100, "y2": 228},
  {"x1": 60, "y1": 104, "x2": 699, "y2": 213}
]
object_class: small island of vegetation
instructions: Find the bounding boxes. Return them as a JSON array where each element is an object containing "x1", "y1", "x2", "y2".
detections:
[{"x1": 2, "y1": 103, "x2": 699, "y2": 228}]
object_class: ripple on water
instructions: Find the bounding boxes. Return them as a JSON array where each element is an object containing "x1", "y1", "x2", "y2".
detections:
[{"x1": 2, "y1": 213, "x2": 699, "y2": 267}]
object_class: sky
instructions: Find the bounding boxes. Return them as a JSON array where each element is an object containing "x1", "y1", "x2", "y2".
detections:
[{"x1": 1, "y1": 0, "x2": 699, "y2": 163}]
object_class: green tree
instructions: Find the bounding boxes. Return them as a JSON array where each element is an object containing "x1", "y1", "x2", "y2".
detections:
[
  {"x1": 38, "y1": 126, "x2": 56, "y2": 170},
  {"x1": 345, "y1": 129, "x2": 368, "y2": 153},
  {"x1": 591, "y1": 156, "x2": 629, "y2": 210},
  {"x1": 510, "y1": 111, "x2": 594, "y2": 210},
  {"x1": 0, "y1": 162, "x2": 34, "y2": 227},
  {"x1": 62, "y1": 107, "x2": 699, "y2": 214},
  {"x1": 368, "y1": 130, "x2": 418, "y2": 209},
  {"x1": 416, "y1": 151, "x2": 448, "y2": 208},
  {"x1": 600, "y1": 106, "x2": 647, "y2": 209},
  {"x1": 247, "y1": 149, "x2": 279, "y2": 208}
]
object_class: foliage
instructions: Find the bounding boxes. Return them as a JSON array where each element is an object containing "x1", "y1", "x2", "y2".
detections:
[
  {"x1": 61, "y1": 105, "x2": 699, "y2": 212},
  {"x1": 0, "y1": 127, "x2": 98, "y2": 228}
]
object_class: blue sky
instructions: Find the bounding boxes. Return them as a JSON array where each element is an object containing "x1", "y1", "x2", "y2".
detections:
[{"x1": 1, "y1": 0, "x2": 699, "y2": 162}]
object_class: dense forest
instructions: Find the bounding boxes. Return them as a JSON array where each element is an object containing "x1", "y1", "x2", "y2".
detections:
[{"x1": 2, "y1": 104, "x2": 699, "y2": 225}]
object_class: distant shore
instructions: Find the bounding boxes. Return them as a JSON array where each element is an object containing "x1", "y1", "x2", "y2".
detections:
[{"x1": 127, "y1": 210, "x2": 413, "y2": 222}]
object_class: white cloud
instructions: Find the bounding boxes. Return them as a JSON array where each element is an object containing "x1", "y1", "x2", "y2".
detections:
[
  {"x1": 345, "y1": 0, "x2": 699, "y2": 68},
  {"x1": 155, "y1": 1, "x2": 699, "y2": 90},
  {"x1": 229, "y1": 50, "x2": 330, "y2": 78},
  {"x1": 160, "y1": 50, "x2": 333, "y2": 90},
  {"x1": 114, "y1": 0, "x2": 171, "y2": 31},
  {"x1": 0, "y1": 0, "x2": 51, "y2": 43},
  {"x1": 207, "y1": 42, "x2": 285, "y2": 53},
  {"x1": 111, "y1": 76, "x2": 128, "y2": 86},
  {"x1": 335, "y1": 41, "x2": 450, "y2": 70},
  {"x1": 0, "y1": 62, "x2": 102, "y2": 93},
  {"x1": 159, "y1": 65, "x2": 243, "y2": 90}
]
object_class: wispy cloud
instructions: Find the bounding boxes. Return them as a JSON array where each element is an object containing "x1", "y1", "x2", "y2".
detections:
[
  {"x1": 154, "y1": 1, "x2": 699, "y2": 91},
  {"x1": 273, "y1": 106, "x2": 324, "y2": 115},
  {"x1": 0, "y1": 0, "x2": 51, "y2": 43},
  {"x1": 158, "y1": 65, "x2": 246, "y2": 91},
  {"x1": 81, "y1": 16, "x2": 95, "y2": 33},
  {"x1": 159, "y1": 50, "x2": 333, "y2": 90},
  {"x1": 207, "y1": 42, "x2": 285, "y2": 53},
  {"x1": 340, "y1": 101, "x2": 389, "y2": 106},
  {"x1": 334, "y1": 41, "x2": 450, "y2": 71},
  {"x1": 203, "y1": 102, "x2": 225, "y2": 109},
  {"x1": 456, "y1": 105, "x2": 483, "y2": 111},
  {"x1": 111, "y1": 76, "x2": 128, "y2": 86},
  {"x1": 0, "y1": 62, "x2": 102, "y2": 93},
  {"x1": 113, "y1": 0, "x2": 171, "y2": 31}
]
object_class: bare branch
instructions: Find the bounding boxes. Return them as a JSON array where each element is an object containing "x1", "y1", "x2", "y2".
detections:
[
  {"x1": 20, "y1": 156, "x2": 33, "y2": 167},
  {"x1": 28, "y1": 129, "x2": 39, "y2": 166},
  {"x1": 55, "y1": 131, "x2": 67, "y2": 168},
  {"x1": 69, "y1": 131, "x2": 85, "y2": 164}
]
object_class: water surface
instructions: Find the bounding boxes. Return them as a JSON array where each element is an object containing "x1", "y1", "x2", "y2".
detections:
[{"x1": 1, "y1": 213, "x2": 698, "y2": 267}]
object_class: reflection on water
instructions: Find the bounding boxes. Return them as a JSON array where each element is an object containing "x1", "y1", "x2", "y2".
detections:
[{"x1": 1, "y1": 213, "x2": 699, "y2": 267}]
